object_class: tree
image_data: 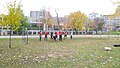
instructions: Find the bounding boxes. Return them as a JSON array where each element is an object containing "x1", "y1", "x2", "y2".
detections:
[
  {"x1": 0, "y1": 14, "x2": 8, "y2": 27},
  {"x1": 39, "y1": 9, "x2": 55, "y2": 31},
  {"x1": 88, "y1": 17, "x2": 105, "y2": 34},
  {"x1": 46, "y1": 11, "x2": 55, "y2": 28},
  {"x1": 67, "y1": 11, "x2": 87, "y2": 30},
  {"x1": 113, "y1": 2, "x2": 120, "y2": 17},
  {"x1": 94, "y1": 17, "x2": 105, "y2": 31},
  {"x1": 18, "y1": 13, "x2": 29, "y2": 35},
  {"x1": 2, "y1": 0, "x2": 22, "y2": 48},
  {"x1": 41, "y1": 9, "x2": 47, "y2": 31},
  {"x1": 86, "y1": 19, "x2": 96, "y2": 30}
]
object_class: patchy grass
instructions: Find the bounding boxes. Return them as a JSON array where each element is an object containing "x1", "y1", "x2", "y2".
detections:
[
  {"x1": 102, "y1": 31, "x2": 120, "y2": 35},
  {"x1": 0, "y1": 37, "x2": 120, "y2": 68}
]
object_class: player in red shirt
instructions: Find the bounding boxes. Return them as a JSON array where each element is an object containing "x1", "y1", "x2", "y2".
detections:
[
  {"x1": 59, "y1": 31, "x2": 63, "y2": 41},
  {"x1": 55, "y1": 32, "x2": 58, "y2": 40},
  {"x1": 53, "y1": 32, "x2": 56, "y2": 41},
  {"x1": 64, "y1": 31, "x2": 68, "y2": 39},
  {"x1": 39, "y1": 31, "x2": 42, "y2": 41},
  {"x1": 44, "y1": 31, "x2": 48, "y2": 41}
]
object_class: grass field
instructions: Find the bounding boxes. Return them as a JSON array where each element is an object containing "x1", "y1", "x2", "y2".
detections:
[{"x1": 0, "y1": 37, "x2": 120, "y2": 68}]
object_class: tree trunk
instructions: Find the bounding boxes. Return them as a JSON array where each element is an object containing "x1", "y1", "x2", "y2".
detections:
[
  {"x1": 26, "y1": 29, "x2": 28, "y2": 44},
  {"x1": 17, "y1": 31, "x2": 18, "y2": 35},
  {"x1": 9, "y1": 28, "x2": 12, "y2": 48},
  {"x1": 95, "y1": 30, "x2": 98, "y2": 35}
]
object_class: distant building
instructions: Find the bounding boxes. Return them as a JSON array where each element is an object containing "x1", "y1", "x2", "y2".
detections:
[
  {"x1": 0, "y1": 15, "x2": 8, "y2": 36},
  {"x1": 88, "y1": 12, "x2": 120, "y2": 32},
  {"x1": 29, "y1": 10, "x2": 52, "y2": 32},
  {"x1": 89, "y1": 12, "x2": 100, "y2": 19},
  {"x1": 102, "y1": 15, "x2": 120, "y2": 31},
  {"x1": 114, "y1": 17, "x2": 120, "y2": 29},
  {"x1": 30, "y1": 11, "x2": 43, "y2": 18}
]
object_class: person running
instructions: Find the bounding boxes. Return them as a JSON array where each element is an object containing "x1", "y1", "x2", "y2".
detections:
[
  {"x1": 39, "y1": 31, "x2": 42, "y2": 41},
  {"x1": 44, "y1": 31, "x2": 48, "y2": 41}
]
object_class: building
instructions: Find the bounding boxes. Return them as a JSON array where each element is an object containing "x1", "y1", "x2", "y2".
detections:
[
  {"x1": 102, "y1": 15, "x2": 119, "y2": 31},
  {"x1": 88, "y1": 12, "x2": 120, "y2": 32},
  {"x1": 29, "y1": 10, "x2": 53, "y2": 32},
  {"x1": 114, "y1": 17, "x2": 120, "y2": 29},
  {"x1": 89, "y1": 12, "x2": 101, "y2": 19},
  {"x1": 0, "y1": 15, "x2": 8, "y2": 36}
]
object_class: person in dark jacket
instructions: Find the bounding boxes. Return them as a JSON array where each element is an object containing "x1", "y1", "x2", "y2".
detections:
[{"x1": 50, "y1": 32, "x2": 53, "y2": 39}]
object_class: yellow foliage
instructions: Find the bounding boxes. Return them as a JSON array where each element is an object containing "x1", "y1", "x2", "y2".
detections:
[
  {"x1": 67, "y1": 11, "x2": 87, "y2": 30},
  {"x1": 4, "y1": 0, "x2": 22, "y2": 30},
  {"x1": 113, "y1": 1, "x2": 120, "y2": 17}
]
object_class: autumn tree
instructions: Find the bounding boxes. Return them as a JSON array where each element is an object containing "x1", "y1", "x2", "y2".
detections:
[
  {"x1": 38, "y1": 9, "x2": 55, "y2": 31},
  {"x1": 0, "y1": 14, "x2": 8, "y2": 27},
  {"x1": 94, "y1": 17, "x2": 105, "y2": 32},
  {"x1": 67, "y1": 11, "x2": 87, "y2": 31},
  {"x1": 86, "y1": 19, "x2": 96, "y2": 30},
  {"x1": 113, "y1": 2, "x2": 120, "y2": 17},
  {"x1": 46, "y1": 11, "x2": 55, "y2": 28},
  {"x1": 88, "y1": 17, "x2": 105, "y2": 34},
  {"x1": 2, "y1": 1, "x2": 23, "y2": 48}
]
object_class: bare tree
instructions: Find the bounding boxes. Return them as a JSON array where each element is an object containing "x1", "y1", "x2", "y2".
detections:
[{"x1": 55, "y1": 9, "x2": 60, "y2": 30}]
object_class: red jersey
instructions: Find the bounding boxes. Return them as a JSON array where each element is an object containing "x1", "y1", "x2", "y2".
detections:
[
  {"x1": 59, "y1": 31, "x2": 62, "y2": 35},
  {"x1": 55, "y1": 32, "x2": 57, "y2": 35},
  {"x1": 45, "y1": 32, "x2": 48, "y2": 36},
  {"x1": 39, "y1": 32, "x2": 42, "y2": 36}
]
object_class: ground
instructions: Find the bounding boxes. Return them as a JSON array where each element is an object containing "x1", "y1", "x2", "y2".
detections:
[{"x1": 0, "y1": 37, "x2": 120, "y2": 68}]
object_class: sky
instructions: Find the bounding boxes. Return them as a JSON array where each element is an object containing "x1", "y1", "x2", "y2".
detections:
[{"x1": 0, "y1": 0, "x2": 119, "y2": 17}]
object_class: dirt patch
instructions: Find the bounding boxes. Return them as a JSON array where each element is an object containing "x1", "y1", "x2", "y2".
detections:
[
  {"x1": 47, "y1": 51, "x2": 66, "y2": 59},
  {"x1": 32, "y1": 51, "x2": 70, "y2": 63}
]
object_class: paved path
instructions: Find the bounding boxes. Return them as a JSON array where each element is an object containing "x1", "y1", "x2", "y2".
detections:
[{"x1": 0, "y1": 35, "x2": 120, "y2": 38}]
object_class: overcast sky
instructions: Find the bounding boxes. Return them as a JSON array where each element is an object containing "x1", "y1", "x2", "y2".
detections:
[{"x1": 0, "y1": 0, "x2": 119, "y2": 17}]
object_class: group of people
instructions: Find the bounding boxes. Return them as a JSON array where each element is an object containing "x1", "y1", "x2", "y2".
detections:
[{"x1": 39, "y1": 31, "x2": 73, "y2": 42}]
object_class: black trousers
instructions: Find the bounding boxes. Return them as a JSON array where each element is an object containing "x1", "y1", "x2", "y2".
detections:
[
  {"x1": 51, "y1": 35, "x2": 53, "y2": 39},
  {"x1": 40, "y1": 36, "x2": 42, "y2": 41},
  {"x1": 44, "y1": 35, "x2": 47, "y2": 41},
  {"x1": 70, "y1": 35, "x2": 72, "y2": 39},
  {"x1": 53, "y1": 36, "x2": 56, "y2": 41},
  {"x1": 59, "y1": 35, "x2": 62, "y2": 41}
]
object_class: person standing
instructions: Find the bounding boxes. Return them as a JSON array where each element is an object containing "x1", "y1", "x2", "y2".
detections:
[
  {"x1": 64, "y1": 31, "x2": 68, "y2": 39},
  {"x1": 55, "y1": 31, "x2": 58, "y2": 40},
  {"x1": 70, "y1": 31, "x2": 73, "y2": 39},
  {"x1": 44, "y1": 31, "x2": 48, "y2": 41},
  {"x1": 50, "y1": 32, "x2": 53, "y2": 40},
  {"x1": 59, "y1": 31, "x2": 62, "y2": 41},
  {"x1": 53, "y1": 32, "x2": 56, "y2": 41},
  {"x1": 39, "y1": 31, "x2": 42, "y2": 41}
]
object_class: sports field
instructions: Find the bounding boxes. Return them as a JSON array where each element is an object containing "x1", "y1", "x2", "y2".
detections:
[{"x1": 0, "y1": 37, "x2": 120, "y2": 68}]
